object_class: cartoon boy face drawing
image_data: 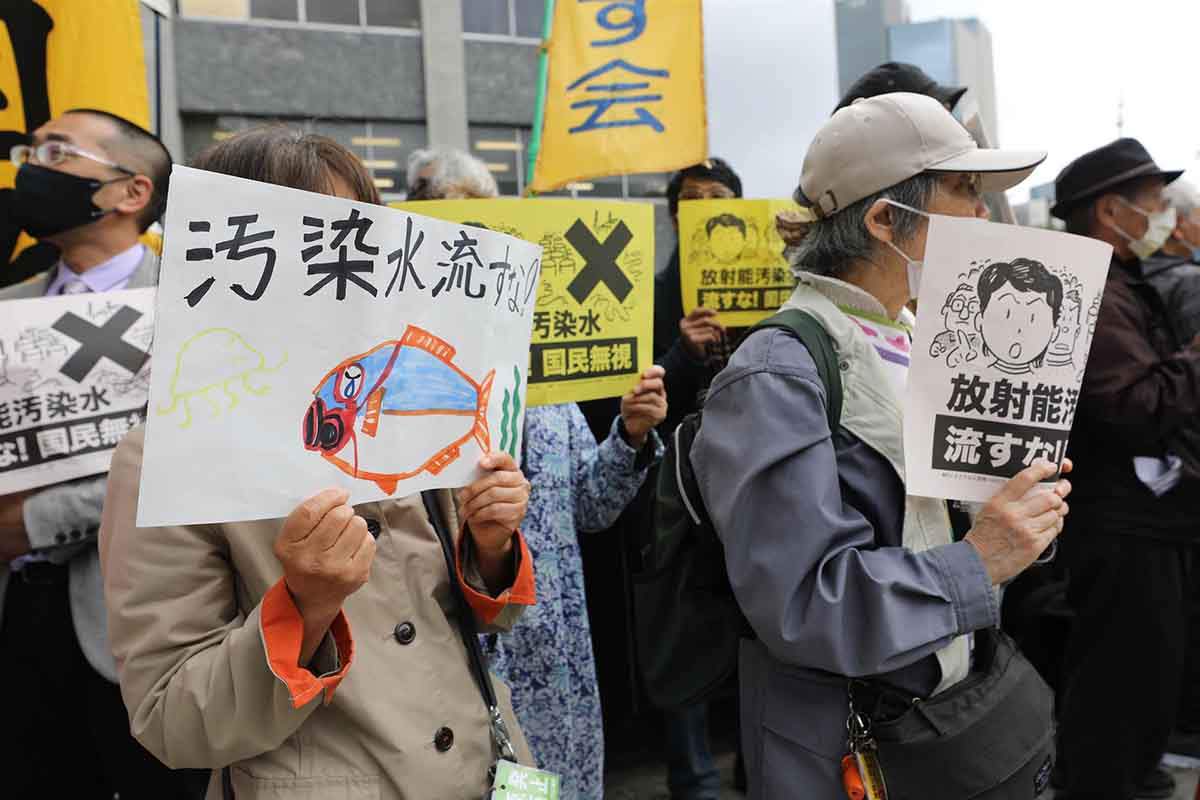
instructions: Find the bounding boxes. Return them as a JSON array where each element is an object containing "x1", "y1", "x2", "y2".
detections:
[
  {"x1": 975, "y1": 259, "x2": 1064, "y2": 375},
  {"x1": 706, "y1": 214, "x2": 748, "y2": 264}
]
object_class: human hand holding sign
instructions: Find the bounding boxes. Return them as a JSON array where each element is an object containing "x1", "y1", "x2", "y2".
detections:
[
  {"x1": 965, "y1": 458, "x2": 1073, "y2": 586},
  {"x1": 621, "y1": 365, "x2": 668, "y2": 449},
  {"x1": 274, "y1": 488, "x2": 376, "y2": 665},
  {"x1": 458, "y1": 453, "x2": 530, "y2": 593},
  {"x1": 680, "y1": 308, "x2": 725, "y2": 360}
]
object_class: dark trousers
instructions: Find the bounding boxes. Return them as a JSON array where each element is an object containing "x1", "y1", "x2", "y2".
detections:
[
  {"x1": 664, "y1": 702, "x2": 722, "y2": 800},
  {"x1": 0, "y1": 564, "x2": 209, "y2": 800},
  {"x1": 1057, "y1": 528, "x2": 1192, "y2": 799},
  {"x1": 1176, "y1": 576, "x2": 1200, "y2": 734}
]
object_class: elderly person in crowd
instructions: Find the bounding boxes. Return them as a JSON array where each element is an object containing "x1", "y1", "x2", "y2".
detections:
[
  {"x1": 1051, "y1": 140, "x2": 1200, "y2": 800},
  {"x1": 691, "y1": 93, "x2": 1070, "y2": 798},
  {"x1": 406, "y1": 147, "x2": 500, "y2": 200},
  {"x1": 100, "y1": 127, "x2": 537, "y2": 800},
  {"x1": 408, "y1": 147, "x2": 669, "y2": 798}
]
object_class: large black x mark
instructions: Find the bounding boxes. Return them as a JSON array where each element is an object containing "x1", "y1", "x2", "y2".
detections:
[
  {"x1": 565, "y1": 219, "x2": 634, "y2": 304},
  {"x1": 52, "y1": 306, "x2": 147, "y2": 382}
]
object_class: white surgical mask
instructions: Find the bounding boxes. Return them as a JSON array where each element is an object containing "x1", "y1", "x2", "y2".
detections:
[
  {"x1": 1110, "y1": 198, "x2": 1177, "y2": 261},
  {"x1": 882, "y1": 199, "x2": 929, "y2": 300}
]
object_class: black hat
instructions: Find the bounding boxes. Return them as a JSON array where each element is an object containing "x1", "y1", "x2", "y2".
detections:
[
  {"x1": 835, "y1": 62, "x2": 968, "y2": 114},
  {"x1": 1051, "y1": 138, "x2": 1183, "y2": 219}
]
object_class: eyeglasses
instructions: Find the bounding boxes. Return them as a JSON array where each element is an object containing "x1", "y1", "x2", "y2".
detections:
[{"x1": 10, "y1": 141, "x2": 134, "y2": 175}]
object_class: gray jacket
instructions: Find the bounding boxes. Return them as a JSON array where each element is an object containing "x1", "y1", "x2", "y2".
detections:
[
  {"x1": 691, "y1": 276, "x2": 997, "y2": 799},
  {"x1": 0, "y1": 247, "x2": 159, "y2": 681}
]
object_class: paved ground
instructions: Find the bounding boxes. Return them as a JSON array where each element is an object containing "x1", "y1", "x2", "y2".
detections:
[{"x1": 604, "y1": 752, "x2": 1200, "y2": 799}]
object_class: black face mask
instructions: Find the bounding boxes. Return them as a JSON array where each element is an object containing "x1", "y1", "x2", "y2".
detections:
[{"x1": 10, "y1": 163, "x2": 126, "y2": 239}]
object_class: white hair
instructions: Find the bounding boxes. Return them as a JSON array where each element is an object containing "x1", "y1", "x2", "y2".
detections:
[
  {"x1": 405, "y1": 148, "x2": 499, "y2": 199},
  {"x1": 1165, "y1": 179, "x2": 1200, "y2": 217}
]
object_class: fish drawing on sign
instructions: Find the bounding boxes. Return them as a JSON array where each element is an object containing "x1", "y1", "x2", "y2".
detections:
[
  {"x1": 303, "y1": 325, "x2": 495, "y2": 495},
  {"x1": 157, "y1": 328, "x2": 285, "y2": 428}
]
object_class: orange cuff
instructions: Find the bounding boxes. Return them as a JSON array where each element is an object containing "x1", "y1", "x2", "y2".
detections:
[
  {"x1": 260, "y1": 578, "x2": 354, "y2": 709},
  {"x1": 456, "y1": 528, "x2": 536, "y2": 626}
]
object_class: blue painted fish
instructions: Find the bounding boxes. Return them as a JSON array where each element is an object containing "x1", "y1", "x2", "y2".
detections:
[{"x1": 302, "y1": 325, "x2": 494, "y2": 494}]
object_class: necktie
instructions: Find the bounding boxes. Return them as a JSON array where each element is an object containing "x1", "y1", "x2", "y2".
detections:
[{"x1": 60, "y1": 278, "x2": 90, "y2": 295}]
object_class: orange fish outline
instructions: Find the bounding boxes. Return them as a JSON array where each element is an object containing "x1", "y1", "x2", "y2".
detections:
[{"x1": 310, "y1": 326, "x2": 495, "y2": 495}]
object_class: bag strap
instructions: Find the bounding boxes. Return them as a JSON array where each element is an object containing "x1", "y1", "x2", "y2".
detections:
[
  {"x1": 421, "y1": 490, "x2": 517, "y2": 767},
  {"x1": 745, "y1": 309, "x2": 843, "y2": 429}
]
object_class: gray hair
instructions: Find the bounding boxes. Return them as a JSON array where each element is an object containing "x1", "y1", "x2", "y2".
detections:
[
  {"x1": 1164, "y1": 179, "x2": 1200, "y2": 217},
  {"x1": 790, "y1": 173, "x2": 940, "y2": 279},
  {"x1": 405, "y1": 147, "x2": 499, "y2": 199}
]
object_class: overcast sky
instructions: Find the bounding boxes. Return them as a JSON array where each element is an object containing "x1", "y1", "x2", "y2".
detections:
[{"x1": 906, "y1": 0, "x2": 1200, "y2": 201}]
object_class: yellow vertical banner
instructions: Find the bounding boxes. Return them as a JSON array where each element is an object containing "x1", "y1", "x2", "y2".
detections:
[
  {"x1": 0, "y1": 0, "x2": 149, "y2": 258},
  {"x1": 530, "y1": 0, "x2": 707, "y2": 192},
  {"x1": 678, "y1": 199, "x2": 801, "y2": 328},
  {"x1": 394, "y1": 199, "x2": 655, "y2": 407}
]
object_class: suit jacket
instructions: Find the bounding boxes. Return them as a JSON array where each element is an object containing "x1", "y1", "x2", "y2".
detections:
[
  {"x1": 0, "y1": 246, "x2": 159, "y2": 681},
  {"x1": 101, "y1": 427, "x2": 535, "y2": 799}
]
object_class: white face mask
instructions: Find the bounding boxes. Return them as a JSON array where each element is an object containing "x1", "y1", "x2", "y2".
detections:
[
  {"x1": 882, "y1": 199, "x2": 929, "y2": 301},
  {"x1": 1110, "y1": 198, "x2": 1177, "y2": 261}
]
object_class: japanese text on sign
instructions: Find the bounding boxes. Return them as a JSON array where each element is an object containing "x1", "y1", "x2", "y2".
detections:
[
  {"x1": 397, "y1": 198, "x2": 654, "y2": 407},
  {"x1": 904, "y1": 216, "x2": 1112, "y2": 503},
  {"x1": 531, "y1": 0, "x2": 705, "y2": 192},
  {"x1": 678, "y1": 199, "x2": 801, "y2": 327},
  {"x1": 139, "y1": 167, "x2": 539, "y2": 528},
  {"x1": 0, "y1": 288, "x2": 154, "y2": 495}
]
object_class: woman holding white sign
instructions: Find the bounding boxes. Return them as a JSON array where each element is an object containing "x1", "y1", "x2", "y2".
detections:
[
  {"x1": 690, "y1": 93, "x2": 1071, "y2": 799},
  {"x1": 99, "y1": 127, "x2": 541, "y2": 800}
]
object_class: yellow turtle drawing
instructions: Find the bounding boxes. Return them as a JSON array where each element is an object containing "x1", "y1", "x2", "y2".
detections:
[{"x1": 157, "y1": 328, "x2": 286, "y2": 428}]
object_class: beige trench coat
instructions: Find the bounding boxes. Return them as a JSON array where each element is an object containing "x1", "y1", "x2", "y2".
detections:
[{"x1": 99, "y1": 428, "x2": 535, "y2": 800}]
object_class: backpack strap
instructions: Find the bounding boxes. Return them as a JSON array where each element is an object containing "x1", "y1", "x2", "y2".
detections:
[{"x1": 744, "y1": 309, "x2": 843, "y2": 430}]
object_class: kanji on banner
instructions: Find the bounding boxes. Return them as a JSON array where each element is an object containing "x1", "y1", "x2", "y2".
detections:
[
  {"x1": 678, "y1": 198, "x2": 800, "y2": 327},
  {"x1": 904, "y1": 216, "x2": 1112, "y2": 502},
  {"x1": 139, "y1": 167, "x2": 540, "y2": 527},
  {"x1": 530, "y1": 0, "x2": 706, "y2": 192},
  {"x1": 0, "y1": 288, "x2": 154, "y2": 494},
  {"x1": 397, "y1": 198, "x2": 654, "y2": 407}
]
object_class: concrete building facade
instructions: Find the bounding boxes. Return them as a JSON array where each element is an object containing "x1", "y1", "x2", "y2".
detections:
[{"x1": 172, "y1": 0, "x2": 672, "y2": 202}]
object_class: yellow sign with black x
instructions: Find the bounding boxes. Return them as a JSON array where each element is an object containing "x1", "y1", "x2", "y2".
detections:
[{"x1": 393, "y1": 198, "x2": 655, "y2": 407}]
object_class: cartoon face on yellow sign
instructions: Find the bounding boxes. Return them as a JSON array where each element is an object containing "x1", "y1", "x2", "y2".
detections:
[
  {"x1": 393, "y1": 198, "x2": 655, "y2": 407},
  {"x1": 678, "y1": 199, "x2": 802, "y2": 328}
]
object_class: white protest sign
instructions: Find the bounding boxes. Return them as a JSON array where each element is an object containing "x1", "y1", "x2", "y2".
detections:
[
  {"x1": 0, "y1": 288, "x2": 154, "y2": 494},
  {"x1": 905, "y1": 216, "x2": 1112, "y2": 502},
  {"x1": 138, "y1": 166, "x2": 540, "y2": 527}
]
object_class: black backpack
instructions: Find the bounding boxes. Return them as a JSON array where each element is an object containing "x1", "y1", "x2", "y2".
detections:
[{"x1": 633, "y1": 309, "x2": 843, "y2": 711}]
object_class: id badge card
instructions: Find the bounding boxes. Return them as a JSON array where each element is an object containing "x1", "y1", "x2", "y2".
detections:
[{"x1": 491, "y1": 760, "x2": 561, "y2": 800}]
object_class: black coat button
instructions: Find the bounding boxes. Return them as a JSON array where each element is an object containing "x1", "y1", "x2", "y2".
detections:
[
  {"x1": 69, "y1": 529, "x2": 81, "y2": 540},
  {"x1": 54, "y1": 532, "x2": 66, "y2": 545},
  {"x1": 364, "y1": 518, "x2": 381, "y2": 538},
  {"x1": 434, "y1": 726, "x2": 454, "y2": 752},
  {"x1": 393, "y1": 622, "x2": 416, "y2": 645}
]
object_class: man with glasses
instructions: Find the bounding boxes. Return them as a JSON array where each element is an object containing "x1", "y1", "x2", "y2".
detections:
[{"x1": 0, "y1": 110, "x2": 201, "y2": 798}]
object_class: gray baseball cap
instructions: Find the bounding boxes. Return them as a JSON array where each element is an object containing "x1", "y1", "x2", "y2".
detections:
[{"x1": 799, "y1": 92, "x2": 1046, "y2": 218}]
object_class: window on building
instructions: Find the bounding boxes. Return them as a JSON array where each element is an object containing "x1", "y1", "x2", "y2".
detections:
[
  {"x1": 179, "y1": 0, "x2": 420, "y2": 28},
  {"x1": 178, "y1": 0, "x2": 247, "y2": 18},
  {"x1": 462, "y1": 0, "x2": 509, "y2": 35},
  {"x1": 513, "y1": 0, "x2": 544, "y2": 37},
  {"x1": 249, "y1": 0, "x2": 296, "y2": 21},
  {"x1": 181, "y1": 115, "x2": 427, "y2": 200},
  {"x1": 305, "y1": 0, "x2": 357, "y2": 25},
  {"x1": 462, "y1": 0, "x2": 542, "y2": 38},
  {"x1": 469, "y1": 125, "x2": 524, "y2": 197},
  {"x1": 365, "y1": 0, "x2": 420, "y2": 28}
]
